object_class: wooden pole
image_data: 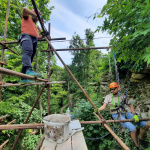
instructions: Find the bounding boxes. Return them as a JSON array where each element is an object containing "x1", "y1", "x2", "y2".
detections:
[
  {"x1": 44, "y1": 36, "x2": 105, "y2": 119},
  {"x1": 38, "y1": 35, "x2": 130, "y2": 149},
  {"x1": 0, "y1": 67, "x2": 48, "y2": 82},
  {"x1": 0, "y1": 115, "x2": 8, "y2": 120},
  {"x1": 93, "y1": 112, "x2": 130, "y2": 150},
  {"x1": 3, "y1": 0, "x2": 10, "y2": 40},
  {"x1": 0, "y1": 139, "x2": 9, "y2": 149},
  {"x1": 35, "y1": 133, "x2": 45, "y2": 150},
  {"x1": 80, "y1": 118, "x2": 150, "y2": 124},
  {"x1": 0, "y1": 42, "x2": 19, "y2": 55},
  {"x1": 41, "y1": 46, "x2": 109, "y2": 52},
  {"x1": 11, "y1": 84, "x2": 46, "y2": 150},
  {"x1": 47, "y1": 23, "x2": 51, "y2": 115},
  {"x1": 7, "y1": 119, "x2": 16, "y2": 125},
  {"x1": 0, "y1": 81, "x2": 66, "y2": 87},
  {"x1": 0, "y1": 0, "x2": 11, "y2": 102},
  {"x1": 0, "y1": 37, "x2": 66, "y2": 44},
  {"x1": 0, "y1": 123, "x2": 44, "y2": 130},
  {"x1": 1, "y1": 118, "x2": 149, "y2": 130}
]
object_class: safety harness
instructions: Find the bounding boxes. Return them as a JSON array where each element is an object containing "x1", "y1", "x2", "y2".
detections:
[
  {"x1": 110, "y1": 92, "x2": 128, "y2": 115},
  {"x1": 110, "y1": 93, "x2": 120, "y2": 109}
]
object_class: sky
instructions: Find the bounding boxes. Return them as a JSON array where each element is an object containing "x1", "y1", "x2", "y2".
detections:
[{"x1": 46, "y1": 0, "x2": 111, "y2": 67}]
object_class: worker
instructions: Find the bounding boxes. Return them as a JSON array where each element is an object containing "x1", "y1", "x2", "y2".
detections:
[
  {"x1": 20, "y1": 7, "x2": 43, "y2": 83},
  {"x1": 96, "y1": 82, "x2": 150, "y2": 149}
]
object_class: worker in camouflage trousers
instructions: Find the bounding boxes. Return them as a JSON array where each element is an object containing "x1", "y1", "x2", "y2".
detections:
[
  {"x1": 20, "y1": 7, "x2": 43, "y2": 83},
  {"x1": 97, "y1": 82, "x2": 150, "y2": 150}
]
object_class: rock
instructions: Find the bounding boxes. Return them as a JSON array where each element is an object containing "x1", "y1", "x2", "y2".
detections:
[
  {"x1": 140, "y1": 69, "x2": 150, "y2": 73},
  {"x1": 130, "y1": 78, "x2": 140, "y2": 82},
  {"x1": 139, "y1": 104, "x2": 149, "y2": 112},
  {"x1": 131, "y1": 73, "x2": 146, "y2": 80},
  {"x1": 141, "y1": 113, "x2": 148, "y2": 118},
  {"x1": 101, "y1": 82, "x2": 108, "y2": 85},
  {"x1": 145, "y1": 64, "x2": 150, "y2": 69},
  {"x1": 148, "y1": 110, "x2": 150, "y2": 118},
  {"x1": 130, "y1": 69, "x2": 136, "y2": 73},
  {"x1": 143, "y1": 99, "x2": 150, "y2": 104},
  {"x1": 128, "y1": 98, "x2": 136, "y2": 105}
]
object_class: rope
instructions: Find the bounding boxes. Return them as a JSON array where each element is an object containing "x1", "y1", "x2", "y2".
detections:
[
  {"x1": 108, "y1": 49, "x2": 112, "y2": 76},
  {"x1": 85, "y1": 120, "x2": 115, "y2": 140}
]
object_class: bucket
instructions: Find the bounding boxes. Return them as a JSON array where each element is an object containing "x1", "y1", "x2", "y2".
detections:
[{"x1": 43, "y1": 114, "x2": 71, "y2": 143}]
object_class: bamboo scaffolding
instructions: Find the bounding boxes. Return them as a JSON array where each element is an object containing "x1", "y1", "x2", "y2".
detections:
[
  {"x1": 0, "y1": 139, "x2": 9, "y2": 149},
  {"x1": 3, "y1": 0, "x2": 10, "y2": 40},
  {"x1": 41, "y1": 46, "x2": 109, "y2": 52},
  {"x1": 0, "y1": 37, "x2": 66, "y2": 44},
  {"x1": 0, "y1": 115, "x2": 8, "y2": 120},
  {"x1": 0, "y1": 61, "x2": 7, "y2": 66},
  {"x1": 29, "y1": 1, "x2": 131, "y2": 148},
  {"x1": 80, "y1": 118, "x2": 150, "y2": 124},
  {"x1": 0, "y1": 123, "x2": 44, "y2": 130},
  {"x1": 0, "y1": 42, "x2": 19, "y2": 55},
  {"x1": 0, "y1": 81, "x2": 66, "y2": 87},
  {"x1": 0, "y1": 1, "x2": 146, "y2": 150},
  {"x1": 93, "y1": 112, "x2": 130, "y2": 150},
  {"x1": 1, "y1": 118, "x2": 150, "y2": 130},
  {"x1": 35, "y1": 133, "x2": 45, "y2": 150},
  {"x1": 0, "y1": 0, "x2": 11, "y2": 102},
  {"x1": 47, "y1": 23, "x2": 51, "y2": 115},
  {"x1": 12, "y1": 84, "x2": 46, "y2": 150},
  {"x1": 0, "y1": 67, "x2": 48, "y2": 82},
  {"x1": 7, "y1": 119, "x2": 16, "y2": 125}
]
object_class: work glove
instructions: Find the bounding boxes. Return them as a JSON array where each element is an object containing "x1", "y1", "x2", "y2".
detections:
[
  {"x1": 132, "y1": 114, "x2": 139, "y2": 123},
  {"x1": 94, "y1": 108, "x2": 100, "y2": 113}
]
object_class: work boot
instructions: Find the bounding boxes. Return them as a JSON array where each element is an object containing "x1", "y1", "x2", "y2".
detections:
[
  {"x1": 20, "y1": 79, "x2": 35, "y2": 84},
  {"x1": 26, "y1": 70, "x2": 41, "y2": 77},
  {"x1": 139, "y1": 139, "x2": 149, "y2": 148}
]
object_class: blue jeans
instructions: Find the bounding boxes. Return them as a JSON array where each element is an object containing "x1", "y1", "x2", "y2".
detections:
[
  {"x1": 21, "y1": 34, "x2": 37, "y2": 74},
  {"x1": 112, "y1": 112, "x2": 147, "y2": 132}
]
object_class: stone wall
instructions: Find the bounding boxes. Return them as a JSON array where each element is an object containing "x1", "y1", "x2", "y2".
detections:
[{"x1": 100, "y1": 70, "x2": 150, "y2": 122}]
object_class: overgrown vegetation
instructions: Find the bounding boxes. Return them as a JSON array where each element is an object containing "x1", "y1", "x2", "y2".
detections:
[
  {"x1": 0, "y1": 0, "x2": 150, "y2": 149},
  {"x1": 96, "y1": 0, "x2": 150, "y2": 72}
]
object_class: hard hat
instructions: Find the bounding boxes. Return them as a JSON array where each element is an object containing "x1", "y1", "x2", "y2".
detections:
[
  {"x1": 109, "y1": 82, "x2": 118, "y2": 89},
  {"x1": 32, "y1": 9, "x2": 41, "y2": 16}
]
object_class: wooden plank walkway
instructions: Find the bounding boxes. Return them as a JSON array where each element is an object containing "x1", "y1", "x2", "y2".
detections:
[
  {"x1": 41, "y1": 131, "x2": 87, "y2": 150},
  {"x1": 41, "y1": 120, "x2": 88, "y2": 150}
]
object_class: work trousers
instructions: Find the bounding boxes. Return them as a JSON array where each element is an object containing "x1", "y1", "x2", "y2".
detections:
[
  {"x1": 21, "y1": 34, "x2": 37, "y2": 74},
  {"x1": 112, "y1": 112, "x2": 147, "y2": 132}
]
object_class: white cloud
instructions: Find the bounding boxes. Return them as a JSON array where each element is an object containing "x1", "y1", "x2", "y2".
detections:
[{"x1": 48, "y1": 0, "x2": 111, "y2": 67}]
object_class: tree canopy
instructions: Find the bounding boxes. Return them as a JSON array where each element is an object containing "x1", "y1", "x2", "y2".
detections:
[{"x1": 96, "y1": 0, "x2": 150, "y2": 71}]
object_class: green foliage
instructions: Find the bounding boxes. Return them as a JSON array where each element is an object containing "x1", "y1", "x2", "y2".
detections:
[
  {"x1": 75, "y1": 99, "x2": 140, "y2": 150},
  {"x1": 142, "y1": 46, "x2": 150, "y2": 66},
  {"x1": 66, "y1": 29, "x2": 110, "y2": 104},
  {"x1": 22, "y1": 134, "x2": 42, "y2": 150},
  {"x1": 75, "y1": 99, "x2": 118, "y2": 150},
  {"x1": 96, "y1": 0, "x2": 150, "y2": 72},
  {"x1": 0, "y1": 1, "x2": 66, "y2": 149}
]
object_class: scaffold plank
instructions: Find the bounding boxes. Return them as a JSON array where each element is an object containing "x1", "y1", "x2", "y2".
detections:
[
  {"x1": 72, "y1": 131, "x2": 88, "y2": 150},
  {"x1": 40, "y1": 140, "x2": 57, "y2": 150},
  {"x1": 56, "y1": 138, "x2": 71, "y2": 150}
]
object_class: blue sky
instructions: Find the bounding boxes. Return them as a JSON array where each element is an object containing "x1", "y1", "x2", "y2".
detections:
[{"x1": 47, "y1": 0, "x2": 111, "y2": 67}]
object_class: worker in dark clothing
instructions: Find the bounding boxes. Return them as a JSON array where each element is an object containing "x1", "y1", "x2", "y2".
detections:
[
  {"x1": 20, "y1": 7, "x2": 42, "y2": 83},
  {"x1": 96, "y1": 82, "x2": 150, "y2": 149}
]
